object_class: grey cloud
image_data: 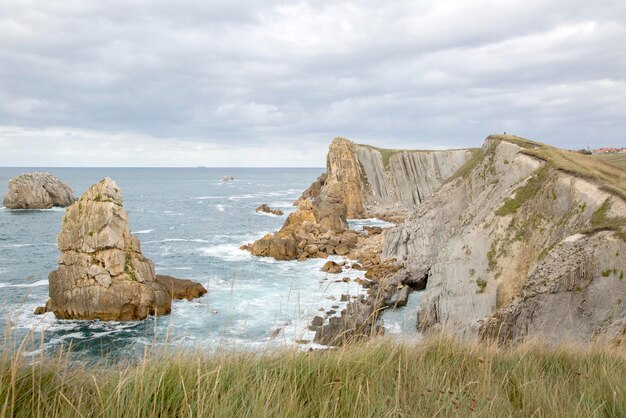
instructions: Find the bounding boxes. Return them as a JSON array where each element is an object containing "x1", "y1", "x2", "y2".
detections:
[{"x1": 0, "y1": 0, "x2": 625, "y2": 166}]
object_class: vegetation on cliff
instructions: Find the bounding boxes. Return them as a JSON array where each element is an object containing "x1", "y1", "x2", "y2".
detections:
[{"x1": 3, "y1": 336, "x2": 626, "y2": 417}]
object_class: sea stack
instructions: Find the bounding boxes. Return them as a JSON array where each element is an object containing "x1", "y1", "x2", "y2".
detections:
[
  {"x1": 41, "y1": 178, "x2": 176, "y2": 320},
  {"x1": 3, "y1": 172, "x2": 76, "y2": 209}
]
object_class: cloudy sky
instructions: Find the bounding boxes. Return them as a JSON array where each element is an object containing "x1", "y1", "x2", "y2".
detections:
[{"x1": 1, "y1": 0, "x2": 625, "y2": 166}]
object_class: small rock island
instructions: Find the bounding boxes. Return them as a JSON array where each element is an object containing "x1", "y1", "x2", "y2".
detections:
[
  {"x1": 37, "y1": 178, "x2": 206, "y2": 320},
  {"x1": 3, "y1": 172, "x2": 76, "y2": 209}
]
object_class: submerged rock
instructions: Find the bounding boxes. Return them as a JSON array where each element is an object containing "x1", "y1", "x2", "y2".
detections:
[
  {"x1": 221, "y1": 176, "x2": 234, "y2": 182},
  {"x1": 3, "y1": 172, "x2": 75, "y2": 209},
  {"x1": 256, "y1": 204, "x2": 284, "y2": 216},
  {"x1": 40, "y1": 178, "x2": 204, "y2": 321}
]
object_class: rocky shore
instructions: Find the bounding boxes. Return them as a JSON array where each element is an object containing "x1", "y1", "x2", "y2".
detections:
[
  {"x1": 242, "y1": 137, "x2": 473, "y2": 344},
  {"x1": 37, "y1": 178, "x2": 206, "y2": 321},
  {"x1": 3, "y1": 172, "x2": 76, "y2": 209},
  {"x1": 245, "y1": 135, "x2": 626, "y2": 346}
]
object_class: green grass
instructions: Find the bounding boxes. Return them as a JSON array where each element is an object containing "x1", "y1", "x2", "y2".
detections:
[
  {"x1": 592, "y1": 153, "x2": 626, "y2": 170},
  {"x1": 446, "y1": 148, "x2": 485, "y2": 183},
  {"x1": 3, "y1": 336, "x2": 626, "y2": 417},
  {"x1": 495, "y1": 166, "x2": 550, "y2": 216},
  {"x1": 590, "y1": 198, "x2": 626, "y2": 242}
]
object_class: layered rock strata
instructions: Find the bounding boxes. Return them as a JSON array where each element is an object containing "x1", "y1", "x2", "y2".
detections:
[
  {"x1": 383, "y1": 135, "x2": 626, "y2": 345},
  {"x1": 39, "y1": 178, "x2": 206, "y2": 320},
  {"x1": 243, "y1": 137, "x2": 472, "y2": 263},
  {"x1": 3, "y1": 172, "x2": 76, "y2": 209}
]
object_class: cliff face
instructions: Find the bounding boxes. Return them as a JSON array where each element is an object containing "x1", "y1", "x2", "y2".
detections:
[
  {"x1": 383, "y1": 135, "x2": 626, "y2": 344},
  {"x1": 326, "y1": 138, "x2": 473, "y2": 218},
  {"x1": 244, "y1": 137, "x2": 472, "y2": 261}
]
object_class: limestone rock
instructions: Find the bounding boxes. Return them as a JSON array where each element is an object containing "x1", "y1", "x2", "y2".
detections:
[
  {"x1": 256, "y1": 204, "x2": 284, "y2": 216},
  {"x1": 155, "y1": 275, "x2": 208, "y2": 301},
  {"x1": 3, "y1": 172, "x2": 76, "y2": 209},
  {"x1": 221, "y1": 176, "x2": 234, "y2": 182},
  {"x1": 43, "y1": 178, "x2": 203, "y2": 321},
  {"x1": 322, "y1": 261, "x2": 343, "y2": 274}
]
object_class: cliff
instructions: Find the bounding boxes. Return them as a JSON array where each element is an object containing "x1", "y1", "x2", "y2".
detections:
[
  {"x1": 383, "y1": 135, "x2": 626, "y2": 344},
  {"x1": 326, "y1": 138, "x2": 472, "y2": 218},
  {"x1": 243, "y1": 137, "x2": 472, "y2": 261}
]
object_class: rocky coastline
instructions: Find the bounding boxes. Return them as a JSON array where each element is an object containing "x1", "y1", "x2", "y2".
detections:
[{"x1": 244, "y1": 135, "x2": 626, "y2": 346}]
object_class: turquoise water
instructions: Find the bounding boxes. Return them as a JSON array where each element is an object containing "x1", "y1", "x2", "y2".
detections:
[{"x1": 1, "y1": 167, "x2": 409, "y2": 357}]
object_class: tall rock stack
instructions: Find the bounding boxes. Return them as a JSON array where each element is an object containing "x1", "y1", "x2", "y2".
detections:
[{"x1": 43, "y1": 178, "x2": 172, "y2": 320}]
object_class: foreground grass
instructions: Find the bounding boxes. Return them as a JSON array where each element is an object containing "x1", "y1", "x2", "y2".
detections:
[{"x1": 2, "y1": 337, "x2": 626, "y2": 417}]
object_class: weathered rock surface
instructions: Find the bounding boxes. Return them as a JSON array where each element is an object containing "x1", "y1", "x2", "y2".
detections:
[
  {"x1": 256, "y1": 204, "x2": 284, "y2": 216},
  {"x1": 40, "y1": 178, "x2": 205, "y2": 320},
  {"x1": 155, "y1": 275, "x2": 208, "y2": 301},
  {"x1": 3, "y1": 172, "x2": 76, "y2": 209},
  {"x1": 383, "y1": 135, "x2": 626, "y2": 345},
  {"x1": 221, "y1": 176, "x2": 234, "y2": 182}
]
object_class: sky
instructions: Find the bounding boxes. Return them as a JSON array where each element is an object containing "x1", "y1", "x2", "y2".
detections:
[{"x1": 1, "y1": 0, "x2": 625, "y2": 167}]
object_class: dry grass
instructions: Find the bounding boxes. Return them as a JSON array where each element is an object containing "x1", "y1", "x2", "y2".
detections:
[
  {"x1": 592, "y1": 153, "x2": 626, "y2": 170},
  {"x1": 3, "y1": 331, "x2": 626, "y2": 417},
  {"x1": 489, "y1": 134, "x2": 626, "y2": 200}
]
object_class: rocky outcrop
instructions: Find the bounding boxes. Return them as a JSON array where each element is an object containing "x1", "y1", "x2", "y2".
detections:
[
  {"x1": 243, "y1": 137, "x2": 472, "y2": 262},
  {"x1": 383, "y1": 135, "x2": 626, "y2": 345},
  {"x1": 39, "y1": 178, "x2": 206, "y2": 321},
  {"x1": 256, "y1": 204, "x2": 284, "y2": 216},
  {"x1": 221, "y1": 176, "x2": 234, "y2": 182},
  {"x1": 155, "y1": 275, "x2": 208, "y2": 301},
  {"x1": 3, "y1": 172, "x2": 75, "y2": 209}
]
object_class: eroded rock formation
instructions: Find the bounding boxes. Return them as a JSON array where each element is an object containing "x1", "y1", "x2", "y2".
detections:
[
  {"x1": 3, "y1": 172, "x2": 76, "y2": 209},
  {"x1": 39, "y1": 178, "x2": 206, "y2": 320}
]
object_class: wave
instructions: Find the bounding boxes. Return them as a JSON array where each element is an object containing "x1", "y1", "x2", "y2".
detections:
[
  {"x1": 194, "y1": 196, "x2": 222, "y2": 200},
  {"x1": 0, "y1": 279, "x2": 48, "y2": 288},
  {"x1": 198, "y1": 244, "x2": 251, "y2": 262},
  {"x1": 134, "y1": 229, "x2": 154, "y2": 234},
  {"x1": 1, "y1": 207, "x2": 66, "y2": 212},
  {"x1": 215, "y1": 204, "x2": 226, "y2": 212},
  {"x1": 0, "y1": 243, "x2": 55, "y2": 249},
  {"x1": 228, "y1": 194, "x2": 255, "y2": 201}
]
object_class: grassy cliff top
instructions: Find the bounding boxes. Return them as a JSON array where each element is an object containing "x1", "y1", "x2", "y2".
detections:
[
  {"x1": 592, "y1": 153, "x2": 626, "y2": 170},
  {"x1": 491, "y1": 134, "x2": 626, "y2": 200}
]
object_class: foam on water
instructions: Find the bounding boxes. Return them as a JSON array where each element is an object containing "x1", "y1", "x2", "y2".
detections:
[
  {"x1": 0, "y1": 279, "x2": 48, "y2": 288},
  {"x1": 0, "y1": 167, "x2": 386, "y2": 357},
  {"x1": 348, "y1": 218, "x2": 396, "y2": 231}
]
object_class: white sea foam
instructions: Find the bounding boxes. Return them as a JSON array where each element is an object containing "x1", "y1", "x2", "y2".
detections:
[
  {"x1": 228, "y1": 194, "x2": 255, "y2": 200},
  {"x1": 0, "y1": 279, "x2": 48, "y2": 288},
  {"x1": 348, "y1": 217, "x2": 395, "y2": 231},
  {"x1": 194, "y1": 196, "x2": 221, "y2": 200},
  {"x1": 215, "y1": 204, "x2": 226, "y2": 212},
  {"x1": 198, "y1": 244, "x2": 251, "y2": 262},
  {"x1": 134, "y1": 229, "x2": 154, "y2": 234}
]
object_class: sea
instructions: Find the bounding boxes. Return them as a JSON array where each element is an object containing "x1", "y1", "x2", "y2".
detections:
[{"x1": 0, "y1": 168, "x2": 420, "y2": 359}]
